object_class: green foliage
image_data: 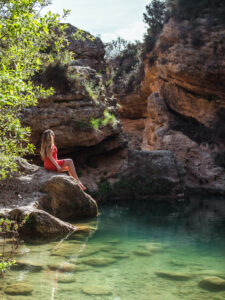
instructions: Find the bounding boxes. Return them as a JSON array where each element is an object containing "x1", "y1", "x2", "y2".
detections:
[
  {"x1": 142, "y1": 0, "x2": 167, "y2": 58},
  {"x1": 0, "y1": 218, "x2": 19, "y2": 274},
  {"x1": 90, "y1": 109, "x2": 117, "y2": 130},
  {"x1": 0, "y1": 218, "x2": 18, "y2": 233},
  {"x1": 0, "y1": 0, "x2": 72, "y2": 179},
  {"x1": 105, "y1": 37, "x2": 129, "y2": 60},
  {"x1": 144, "y1": 0, "x2": 167, "y2": 35},
  {"x1": 168, "y1": 0, "x2": 225, "y2": 24},
  {"x1": 109, "y1": 41, "x2": 143, "y2": 94},
  {"x1": 22, "y1": 214, "x2": 36, "y2": 230},
  {"x1": 0, "y1": 259, "x2": 16, "y2": 274}
]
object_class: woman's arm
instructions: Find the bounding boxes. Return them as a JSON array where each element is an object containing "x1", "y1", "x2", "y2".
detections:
[{"x1": 47, "y1": 150, "x2": 62, "y2": 172}]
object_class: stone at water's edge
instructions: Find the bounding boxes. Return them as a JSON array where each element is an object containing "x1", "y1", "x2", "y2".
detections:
[
  {"x1": 119, "y1": 150, "x2": 185, "y2": 200},
  {"x1": 38, "y1": 175, "x2": 98, "y2": 221},
  {"x1": 9, "y1": 207, "x2": 76, "y2": 238},
  {"x1": 0, "y1": 158, "x2": 98, "y2": 238}
]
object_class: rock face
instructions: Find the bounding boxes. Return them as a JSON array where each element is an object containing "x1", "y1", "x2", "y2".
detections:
[
  {"x1": 116, "y1": 16, "x2": 225, "y2": 194},
  {"x1": 64, "y1": 23, "x2": 105, "y2": 71},
  {"x1": 9, "y1": 207, "x2": 76, "y2": 238},
  {"x1": 0, "y1": 159, "x2": 98, "y2": 238},
  {"x1": 114, "y1": 70, "x2": 151, "y2": 151},
  {"x1": 39, "y1": 175, "x2": 97, "y2": 220},
  {"x1": 142, "y1": 92, "x2": 225, "y2": 193},
  {"x1": 23, "y1": 23, "x2": 125, "y2": 160},
  {"x1": 92, "y1": 150, "x2": 185, "y2": 202},
  {"x1": 121, "y1": 150, "x2": 185, "y2": 200}
]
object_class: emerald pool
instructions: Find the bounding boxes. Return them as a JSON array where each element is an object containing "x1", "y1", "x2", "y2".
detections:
[{"x1": 1, "y1": 197, "x2": 225, "y2": 300}]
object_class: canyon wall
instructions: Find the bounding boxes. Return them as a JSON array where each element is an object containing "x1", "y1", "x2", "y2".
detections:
[
  {"x1": 22, "y1": 25, "x2": 126, "y2": 163},
  {"x1": 117, "y1": 16, "x2": 225, "y2": 194}
]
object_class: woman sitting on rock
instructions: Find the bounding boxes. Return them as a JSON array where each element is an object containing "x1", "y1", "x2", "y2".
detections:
[{"x1": 40, "y1": 129, "x2": 86, "y2": 190}]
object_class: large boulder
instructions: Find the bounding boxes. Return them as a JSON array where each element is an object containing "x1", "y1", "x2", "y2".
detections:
[
  {"x1": 92, "y1": 150, "x2": 185, "y2": 202},
  {"x1": 0, "y1": 159, "x2": 98, "y2": 222},
  {"x1": 121, "y1": 150, "x2": 185, "y2": 200},
  {"x1": 38, "y1": 175, "x2": 97, "y2": 221},
  {"x1": 9, "y1": 207, "x2": 76, "y2": 238}
]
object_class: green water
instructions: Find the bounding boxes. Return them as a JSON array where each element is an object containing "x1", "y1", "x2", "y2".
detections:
[{"x1": 1, "y1": 199, "x2": 225, "y2": 300}]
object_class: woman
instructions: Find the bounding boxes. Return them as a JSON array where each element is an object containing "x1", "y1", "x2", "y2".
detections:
[{"x1": 40, "y1": 129, "x2": 86, "y2": 190}]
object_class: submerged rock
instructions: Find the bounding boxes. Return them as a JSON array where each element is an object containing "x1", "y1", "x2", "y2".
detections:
[
  {"x1": 67, "y1": 262, "x2": 90, "y2": 272},
  {"x1": 11, "y1": 260, "x2": 43, "y2": 272},
  {"x1": 48, "y1": 263, "x2": 76, "y2": 273},
  {"x1": 155, "y1": 271, "x2": 192, "y2": 281},
  {"x1": 82, "y1": 285, "x2": 112, "y2": 296},
  {"x1": 81, "y1": 257, "x2": 117, "y2": 267},
  {"x1": 169, "y1": 260, "x2": 187, "y2": 267},
  {"x1": 57, "y1": 274, "x2": 76, "y2": 283},
  {"x1": 111, "y1": 253, "x2": 129, "y2": 259},
  {"x1": 78, "y1": 248, "x2": 100, "y2": 257},
  {"x1": 133, "y1": 249, "x2": 153, "y2": 256},
  {"x1": 4, "y1": 283, "x2": 33, "y2": 296},
  {"x1": 51, "y1": 243, "x2": 81, "y2": 257},
  {"x1": 138, "y1": 242, "x2": 163, "y2": 253},
  {"x1": 199, "y1": 277, "x2": 225, "y2": 291}
]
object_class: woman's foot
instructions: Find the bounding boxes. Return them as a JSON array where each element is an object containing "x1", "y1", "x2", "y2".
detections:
[{"x1": 79, "y1": 181, "x2": 86, "y2": 191}]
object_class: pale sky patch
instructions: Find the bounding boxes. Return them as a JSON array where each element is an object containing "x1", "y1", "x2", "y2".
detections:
[{"x1": 42, "y1": 0, "x2": 150, "y2": 42}]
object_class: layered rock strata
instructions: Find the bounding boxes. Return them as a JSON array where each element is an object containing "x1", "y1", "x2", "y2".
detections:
[
  {"x1": 117, "y1": 16, "x2": 225, "y2": 194},
  {"x1": 23, "y1": 24, "x2": 125, "y2": 161}
]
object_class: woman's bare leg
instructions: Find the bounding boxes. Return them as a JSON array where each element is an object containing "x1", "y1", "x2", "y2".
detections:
[
  {"x1": 62, "y1": 159, "x2": 79, "y2": 181},
  {"x1": 62, "y1": 159, "x2": 86, "y2": 189}
]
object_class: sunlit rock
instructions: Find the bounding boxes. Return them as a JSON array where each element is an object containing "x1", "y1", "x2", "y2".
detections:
[
  {"x1": 4, "y1": 283, "x2": 33, "y2": 296},
  {"x1": 81, "y1": 257, "x2": 117, "y2": 266},
  {"x1": 82, "y1": 285, "x2": 112, "y2": 295},
  {"x1": 155, "y1": 271, "x2": 192, "y2": 281},
  {"x1": 199, "y1": 276, "x2": 225, "y2": 291}
]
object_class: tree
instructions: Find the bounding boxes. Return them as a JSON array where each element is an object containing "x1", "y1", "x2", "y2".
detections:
[
  {"x1": 105, "y1": 37, "x2": 129, "y2": 60},
  {"x1": 142, "y1": 0, "x2": 167, "y2": 56},
  {"x1": 0, "y1": 0, "x2": 71, "y2": 178},
  {"x1": 143, "y1": 0, "x2": 167, "y2": 36}
]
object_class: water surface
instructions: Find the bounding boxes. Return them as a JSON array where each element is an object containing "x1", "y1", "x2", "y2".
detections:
[{"x1": 1, "y1": 198, "x2": 225, "y2": 300}]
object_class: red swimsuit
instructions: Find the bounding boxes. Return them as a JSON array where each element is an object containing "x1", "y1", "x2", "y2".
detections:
[{"x1": 44, "y1": 145, "x2": 65, "y2": 171}]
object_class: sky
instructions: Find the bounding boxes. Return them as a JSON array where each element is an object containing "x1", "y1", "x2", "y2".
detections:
[{"x1": 42, "y1": 0, "x2": 150, "y2": 42}]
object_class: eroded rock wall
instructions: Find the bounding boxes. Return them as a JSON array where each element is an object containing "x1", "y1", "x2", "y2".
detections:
[
  {"x1": 117, "y1": 17, "x2": 225, "y2": 194},
  {"x1": 23, "y1": 24, "x2": 126, "y2": 162}
]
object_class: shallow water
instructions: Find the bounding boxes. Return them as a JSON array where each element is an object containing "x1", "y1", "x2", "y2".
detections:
[{"x1": 1, "y1": 198, "x2": 225, "y2": 300}]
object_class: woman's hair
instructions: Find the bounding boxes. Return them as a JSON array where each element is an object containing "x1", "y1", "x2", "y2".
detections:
[{"x1": 40, "y1": 129, "x2": 55, "y2": 161}]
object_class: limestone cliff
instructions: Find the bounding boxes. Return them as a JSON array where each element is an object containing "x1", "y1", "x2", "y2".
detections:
[
  {"x1": 117, "y1": 16, "x2": 225, "y2": 194},
  {"x1": 22, "y1": 24, "x2": 126, "y2": 163}
]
